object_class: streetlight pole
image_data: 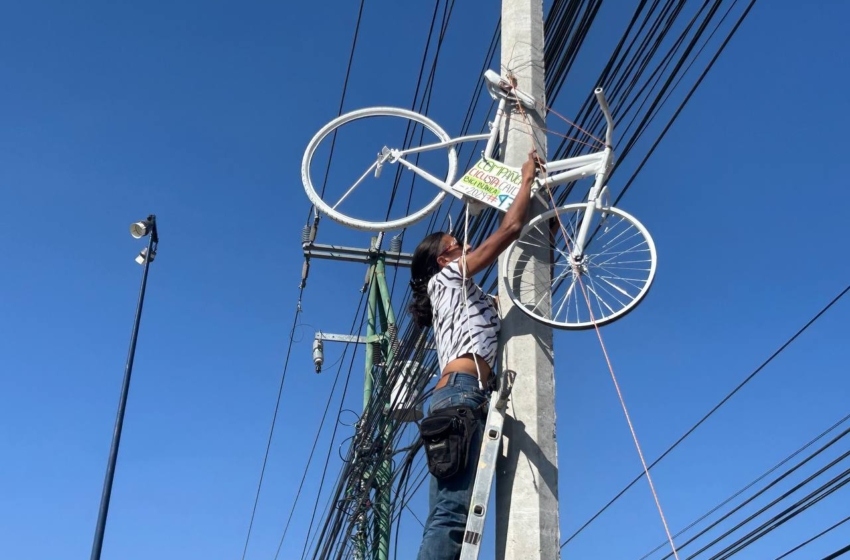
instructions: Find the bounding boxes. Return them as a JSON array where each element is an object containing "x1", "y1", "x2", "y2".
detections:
[{"x1": 90, "y1": 215, "x2": 159, "y2": 560}]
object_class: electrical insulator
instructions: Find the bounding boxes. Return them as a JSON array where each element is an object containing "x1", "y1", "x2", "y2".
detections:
[
  {"x1": 388, "y1": 324, "x2": 399, "y2": 356},
  {"x1": 390, "y1": 235, "x2": 402, "y2": 253},
  {"x1": 299, "y1": 259, "x2": 310, "y2": 289},
  {"x1": 371, "y1": 340, "x2": 384, "y2": 366},
  {"x1": 360, "y1": 267, "x2": 371, "y2": 293},
  {"x1": 312, "y1": 338, "x2": 324, "y2": 373},
  {"x1": 301, "y1": 224, "x2": 311, "y2": 245}
]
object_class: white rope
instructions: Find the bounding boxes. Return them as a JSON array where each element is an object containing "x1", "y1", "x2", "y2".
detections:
[{"x1": 460, "y1": 202, "x2": 485, "y2": 391}]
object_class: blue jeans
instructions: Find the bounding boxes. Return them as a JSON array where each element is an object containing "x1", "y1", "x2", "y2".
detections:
[{"x1": 416, "y1": 373, "x2": 488, "y2": 560}]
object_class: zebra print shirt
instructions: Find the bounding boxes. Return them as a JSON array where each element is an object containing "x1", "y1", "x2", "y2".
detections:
[{"x1": 428, "y1": 261, "x2": 501, "y2": 372}]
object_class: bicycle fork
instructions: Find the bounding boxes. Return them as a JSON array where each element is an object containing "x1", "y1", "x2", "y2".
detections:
[{"x1": 569, "y1": 148, "x2": 613, "y2": 263}]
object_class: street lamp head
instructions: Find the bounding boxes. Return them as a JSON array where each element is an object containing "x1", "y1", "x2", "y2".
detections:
[
  {"x1": 135, "y1": 247, "x2": 156, "y2": 265},
  {"x1": 130, "y1": 220, "x2": 152, "y2": 239}
]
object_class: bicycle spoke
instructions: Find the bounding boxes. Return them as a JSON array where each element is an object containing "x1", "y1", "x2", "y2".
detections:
[
  {"x1": 598, "y1": 226, "x2": 643, "y2": 254},
  {"x1": 593, "y1": 265, "x2": 651, "y2": 273},
  {"x1": 597, "y1": 237, "x2": 648, "y2": 261},
  {"x1": 332, "y1": 160, "x2": 380, "y2": 210},
  {"x1": 595, "y1": 274, "x2": 631, "y2": 309},
  {"x1": 596, "y1": 269, "x2": 646, "y2": 291},
  {"x1": 526, "y1": 286, "x2": 553, "y2": 316},
  {"x1": 554, "y1": 273, "x2": 577, "y2": 321},
  {"x1": 591, "y1": 251, "x2": 652, "y2": 270},
  {"x1": 598, "y1": 274, "x2": 638, "y2": 300},
  {"x1": 594, "y1": 261, "x2": 649, "y2": 291},
  {"x1": 591, "y1": 244, "x2": 651, "y2": 264},
  {"x1": 544, "y1": 268, "x2": 570, "y2": 316},
  {"x1": 573, "y1": 275, "x2": 581, "y2": 323},
  {"x1": 593, "y1": 258, "x2": 652, "y2": 266},
  {"x1": 585, "y1": 276, "x2": 618, "y2": 316},
  {"x1": 512, "y1": 265, "x2": 553, "y2": 288}
]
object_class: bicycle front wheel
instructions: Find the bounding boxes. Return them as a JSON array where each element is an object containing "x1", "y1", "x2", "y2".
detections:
[
  {"x1": 503, "y1": 204, "x2": 657, "y2": 329},
  {"x1": 301, "y1": 107, "x2": 458, "y2": 232}
]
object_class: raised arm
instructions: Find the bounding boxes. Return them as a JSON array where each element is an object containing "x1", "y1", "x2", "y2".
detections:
[{"x1": 461, "y1": 152, "x2": 539, "y2": 276}]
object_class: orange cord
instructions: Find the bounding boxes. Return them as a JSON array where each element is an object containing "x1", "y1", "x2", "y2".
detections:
[{"x1": 546, "y1": 104, "x2": 607, "y2": 146}]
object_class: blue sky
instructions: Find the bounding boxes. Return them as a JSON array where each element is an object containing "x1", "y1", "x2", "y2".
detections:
[{"x1": 1, "y1": 1, "x2": 848, "y2": 559}]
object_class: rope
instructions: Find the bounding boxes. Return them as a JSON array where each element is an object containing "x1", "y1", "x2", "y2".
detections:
[
  {"x1": 459, "y1": 202, "x2": 486, "y2": 390},
  {"x1": 577, "y1": 276, "x2": 680, "y2": 560}
]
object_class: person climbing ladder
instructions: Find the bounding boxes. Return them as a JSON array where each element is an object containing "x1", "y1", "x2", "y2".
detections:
[{"x1": 408, "y1": 152, "x2": 540, "y2": 560}]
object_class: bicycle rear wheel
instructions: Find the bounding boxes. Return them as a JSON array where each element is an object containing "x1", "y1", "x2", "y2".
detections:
[
  {"x1": 503, "y1": 204, "x2": 657, "y2": 329},
  {"x1": 301, "y1": 107, "x2": 458, "y2": 232}
]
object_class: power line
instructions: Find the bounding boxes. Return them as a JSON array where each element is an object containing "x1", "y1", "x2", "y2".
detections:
[
  {"x1": 272, "y1": 289, "x2": 368, "y2": 559},
  {"x1": 665, "y1": 432, "x2": 850, "y2": 558},
  {"x1": 704, "y1": 465, "x2": 850, "y2": 559},
  {"x1": 298, "y1": 293, "x2": 371, "y2": 560},
  {"x1": 243, "y1": 1, "x2": 368, "y2": 556},
  {"x1": 613, "y1": 0, "x2": 758, "y2": 207},
  {"x1": 774, "y1": 514, "x2": 850, "y2": 560},
  {"x1": 638, "y1": 411, "x2": 850, "y2": 560},
  {"x1": 239, "y1": 288, "x2": 305, "y2": 560},
  {"x1": 311, "y1": 0, "x2": 367, "y2": 206},
  {"x1": 562, "y1": 283, "x2": 850, "y2": 548},
  {"x1": 821, "y1": 543, "x2": 850, "y2": 560}
]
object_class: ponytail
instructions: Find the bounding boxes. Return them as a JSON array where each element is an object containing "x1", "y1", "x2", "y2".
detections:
[{"x1": 408, "y1": 232, "x2": 445, "y2": 328}]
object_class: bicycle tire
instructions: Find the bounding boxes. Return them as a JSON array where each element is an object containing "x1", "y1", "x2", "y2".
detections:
[
  {"x1": 503, "y1": 204, "x2": 657, "y2": 329},
  {"x1": 301, "y1": 107, "x2": 458, "y2": 232}
]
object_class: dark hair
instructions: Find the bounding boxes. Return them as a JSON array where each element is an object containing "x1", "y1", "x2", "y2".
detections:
[{"x1": 408, "y1": 231, "x2": 446, "y2": 328}]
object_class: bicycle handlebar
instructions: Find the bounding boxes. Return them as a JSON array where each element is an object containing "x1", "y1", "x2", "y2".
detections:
[{"x1": 594, "y1": 87, "x2": 614, "y2": 147}]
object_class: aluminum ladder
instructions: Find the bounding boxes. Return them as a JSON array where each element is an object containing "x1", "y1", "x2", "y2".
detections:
[{"x1": 460, "y1": 369, "x2": 516, "y2": 560}]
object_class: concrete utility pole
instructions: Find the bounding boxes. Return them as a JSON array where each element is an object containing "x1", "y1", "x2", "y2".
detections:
[{"x1": 496, "y1": 1, "x2": 561, "y2": 559}]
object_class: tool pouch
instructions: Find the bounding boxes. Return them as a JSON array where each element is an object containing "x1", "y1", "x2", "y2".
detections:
[{"x1": 419, "y1": 406, "x2": 479, "y2": 480}]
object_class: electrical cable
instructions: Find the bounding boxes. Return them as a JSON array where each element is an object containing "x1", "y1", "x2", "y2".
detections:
[
  {"x1": 239, "y1": 288, "x2": 305, "y2": 560},
  {"x1": 820, "y1": 543, "x2": 850, "y2": 560},
  {"x1": 300, "y1": 294, "x2": 374, "y2": 560},
  {"x1": 272, "y1": 288, "x2": 368, "y2": 559},
  {"x1": 663, "y1": 435, "x2": 850, "y2": 558},
  {"x1": 562, "y1": 283, "x2": 850, "y2": 548},
  {"x1": 309, "y1": 0, "x2": 367, "y2": 207},
  {"x1": 638, "y1": 411, "x2": 850, "y2": 560},
  {"x1": 705, "y1": 466, "x2": 850, "y2": 559},
  {"x1": 773, "y1": 515, "x2": 850, "y2": 560}
]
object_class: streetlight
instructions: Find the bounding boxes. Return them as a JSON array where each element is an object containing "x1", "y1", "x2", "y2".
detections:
[{"x1": 90, "y1": 215, "x2": 158, "y2": 560}]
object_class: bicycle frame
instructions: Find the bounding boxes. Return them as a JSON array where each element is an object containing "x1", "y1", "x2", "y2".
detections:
[{"x1": 382, "y1": 74, "x2": 616, "y2": 259}]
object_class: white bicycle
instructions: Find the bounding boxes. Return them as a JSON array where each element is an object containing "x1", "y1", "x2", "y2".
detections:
[{"x1": 301, "y1": 70, "x2": 657, "y2": 329}]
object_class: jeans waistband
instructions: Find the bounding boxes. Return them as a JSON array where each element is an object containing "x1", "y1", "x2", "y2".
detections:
[{"x1": 441, "y1": 372, "x2": 480, "y2": 388}]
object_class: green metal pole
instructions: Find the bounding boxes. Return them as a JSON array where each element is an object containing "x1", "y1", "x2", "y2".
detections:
[
  {"x1": 374, "y1": 259, "x2": 398, "y2": 368},
  {"x1": 364, "y1": 264, "x2": 378, "y2": 412},
  {"x1": 372, "y1": 258, "x2": 394, "y2": 560},
  {"x1": 357, "y1": 263, "x2": 379, "y2": 560},
  {"x1": 372, "y1": 460, "x2": 391, "y2": 560},
  {"x1": 374, "y1": 260, "x2": 396, "y2": 324}
]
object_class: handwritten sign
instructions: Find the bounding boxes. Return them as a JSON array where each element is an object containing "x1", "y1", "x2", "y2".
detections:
[{"x1": 451, "y1": 157, "x2": 522, "y2": 211}]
